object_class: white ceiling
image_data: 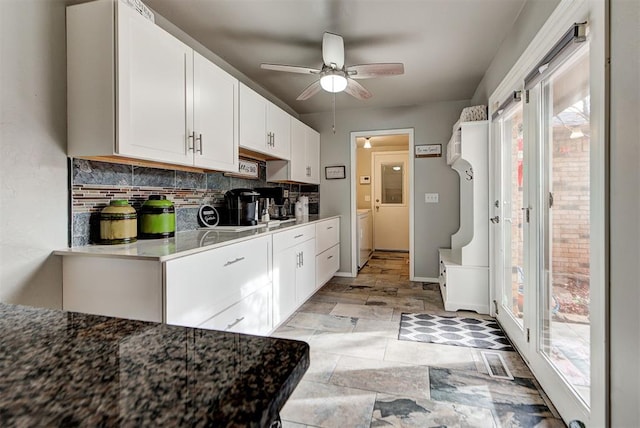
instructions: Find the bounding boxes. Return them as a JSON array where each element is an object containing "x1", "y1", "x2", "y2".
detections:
[{"x1": 145, "y1": 0, "x2": 526, "y2": 115}]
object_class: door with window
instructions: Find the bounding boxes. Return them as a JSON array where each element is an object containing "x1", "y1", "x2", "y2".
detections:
[
  {"x1": 372, "y1": 151, "x2": 409, "y2": 251},
  {"x1": 493, "y1": 29, "x2": 594, "y2": 424}
]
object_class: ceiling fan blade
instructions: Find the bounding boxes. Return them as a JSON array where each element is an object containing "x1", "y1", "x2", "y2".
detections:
[
  {"x1": 297, "y1": 80, "x2": 322, "y2": 100},
  {"x1": 344, "y1": 78, "x2": 372, "y2": 100},
  {"x1": 322, "y1": 32, "x2": 344, "y2": 69},
  {"x1": 261, "y1": 63, "x2": 321, "y2": 74},
  {"x1": 346, "y1": 63, "x2": 405, "y2": 79}
]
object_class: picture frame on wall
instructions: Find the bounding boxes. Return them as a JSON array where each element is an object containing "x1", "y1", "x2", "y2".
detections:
[{"x1": 325, "y1": 165, "x2": 346, "y2": 180}]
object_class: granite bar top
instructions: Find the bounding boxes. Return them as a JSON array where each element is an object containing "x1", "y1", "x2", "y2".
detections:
[
  {"x1": 0, "y1": 303, "x2": 309, "y2": 427},
  {"x1": 54, "y1": 215, "x2": 339, "y2": 262}
]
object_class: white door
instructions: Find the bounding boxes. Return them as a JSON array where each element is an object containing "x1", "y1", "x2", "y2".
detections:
[
  {"x1": 306, "y1": 127, "x2": 321, "y2": 184},
  {"x1": 290, "y1": 118, "x2": 308, "y2": 182},
  {"x1": 117, "y1": 2, "x2": 192, "y2": 165},
  {"x1": 494, "y1": 98, "x2": 531, "y2": 354},
  {"x1": 372, "y1": 151, "x2": 409, "y2": 251},
  {"x1": 193, "y1": 52, "x2": 238, "y2": 172},
  {"x1": 295, "y1": 239, "x2": 317, "y2": 303},
  {"x1": 239, "y1": 83, "x2": 268, "y2": 153},
  {"x1": 267, "y1": 103, "x2": 291, "y2": 160}
]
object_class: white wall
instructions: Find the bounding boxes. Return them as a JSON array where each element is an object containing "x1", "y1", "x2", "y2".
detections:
[
  {"x1": 610, "y1": 0, "x2": 640, "y2": 424},
  {"x1": 471, "y1": 0, "x2": 560, "y2": 105},
  {"x1": 0, "y1": 0, "x2": 68, "y2": 308},
  {"x1": 302, "y1": 100, "x2": 469, "y2": 278}
]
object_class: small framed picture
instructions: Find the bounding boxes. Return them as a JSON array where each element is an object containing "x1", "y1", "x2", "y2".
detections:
[{"x1": 325, "y1": 165, "x2": 346, "y2": 180}]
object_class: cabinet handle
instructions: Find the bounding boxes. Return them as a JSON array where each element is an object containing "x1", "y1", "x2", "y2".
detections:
[
  {"x1": 196, "y1": 133, "x2": 203, "y2": 154},
  {"x1": 296, "y1": 252, "x2": 301, "y2": 268},
  {"x1": 327, "y1": 226, "x2": 333, "y2": 230},
  {"x1": 224, "y1": 256, "x2": 245, "y2": 267},
  {"x1": 272, "y1": 132, "x2": 275, "y2": 146},
  {"x1": 301, "y1": 251, "x2": 304, "y2": 266},
  {"x1": 294, "y1": 234, "x2": 304, "y2": 239},
  {"x1": 187, "y1": 131, "x2": 195, "y2": 152},
  {"x1": 327, "y1": 255, "x2": 333, "y2": 260},
  {"x1": 226, "y1": 317, "x2": 245, "y2": 330}
]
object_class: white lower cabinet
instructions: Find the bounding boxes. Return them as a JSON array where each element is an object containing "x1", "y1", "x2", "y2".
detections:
[
  {"x1": 199, "y1": 284, "x2": 272, "y2": 335},
  {"x1": 165, "y1": 235, "x2": 271, "y2": 329},
  {"x1": 273, "y1": 227, "x2": 316, "y2": 326},
  {"x1": 438, "y1": 249, "x2": 489, "y2": 314},
  {"x1": 60, "y1": 218, "x2": 341, "y2": 336}
]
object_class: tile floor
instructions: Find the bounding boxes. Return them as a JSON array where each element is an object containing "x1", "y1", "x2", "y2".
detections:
[{"x1": 271, "y1": 251, "x2": 566, "y2": 428}]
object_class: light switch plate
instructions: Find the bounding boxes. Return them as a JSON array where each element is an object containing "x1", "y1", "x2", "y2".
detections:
[
  {"x1": 425, "y1": 193, "x2": 439, "y2": 203},
  {"x1": 364, "y1": 195, "x2": 371, "y2": 202}
]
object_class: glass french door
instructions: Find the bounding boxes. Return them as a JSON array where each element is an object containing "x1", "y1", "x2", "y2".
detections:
[
  {"x1": 494, "y1": 44, "x2": 592, "y2": 423},
  {"x1": 495, "y1": 100, "x2": 531, "y2": 354}
]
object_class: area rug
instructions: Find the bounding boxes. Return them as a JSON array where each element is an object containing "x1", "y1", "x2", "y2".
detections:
[{"x1": 398, "y1": 313, "x2": 514, "y2": 351}]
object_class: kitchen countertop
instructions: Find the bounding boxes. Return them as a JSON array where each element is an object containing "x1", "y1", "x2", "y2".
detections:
[
  {"x1": 55, "y1": 215, "x2": 340, "y2": 262},
  {"x1": 0, "y1": 302, "x2": 309, "y2": 427}
]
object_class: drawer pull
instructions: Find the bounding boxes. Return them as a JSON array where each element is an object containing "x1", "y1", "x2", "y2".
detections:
[
  {"x1": 327, "y1": 226, "x2": 333, "y2": 230},
  {"x1": 226, "y1": 317, "x2": 245, "y2": 330},
  {"x1": 294, "y1": 234, "x2": 304, "y2": 239},
  {"x1": 327, "y1": 255, "x2": 333, "y2": 260},
  {"x1": 224, "y1": 257, "x2": 245, "y2": 267}
]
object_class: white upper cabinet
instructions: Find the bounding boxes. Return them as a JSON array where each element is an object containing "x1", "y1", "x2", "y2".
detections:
[
  {"x1": 192, "y1": 52, "x2": 239, "y2": 171},
  {"x1": 67, "y1": 0, "x2": 238, "y2": 173},
  {"x1": 267, "y1": 117, "x2": 320, "y2": 184},
  {"x1": 239, "y1": 83, "x2": 291, "y2": 160}
]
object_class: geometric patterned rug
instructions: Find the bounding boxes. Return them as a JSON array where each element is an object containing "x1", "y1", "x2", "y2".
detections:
[{"x1": 398, "y1": 313, "x2": 515, "y2": 351}]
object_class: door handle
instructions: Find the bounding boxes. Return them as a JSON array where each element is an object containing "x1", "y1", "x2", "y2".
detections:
[{"x1": 490, "y1": 216, "x2": 500, "y2": 224}]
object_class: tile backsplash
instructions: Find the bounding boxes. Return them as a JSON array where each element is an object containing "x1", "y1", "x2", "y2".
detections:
[{"x1": 70, "y1": 158, "x2": 319, "y2": 247}]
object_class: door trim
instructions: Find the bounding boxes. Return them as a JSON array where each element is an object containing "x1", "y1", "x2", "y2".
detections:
[{"x1": 349, "y1": 129, "x2": 415, "y2": 278}]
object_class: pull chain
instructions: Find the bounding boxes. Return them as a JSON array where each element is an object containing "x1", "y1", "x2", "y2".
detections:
[{"x1": 332, "y1": 92, "x2": 336, "y2": 134}]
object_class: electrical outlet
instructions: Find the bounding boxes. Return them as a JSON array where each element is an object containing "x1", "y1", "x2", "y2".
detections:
[{"x1": 425, "y1": 193, "x2": 439, "y2": 203}]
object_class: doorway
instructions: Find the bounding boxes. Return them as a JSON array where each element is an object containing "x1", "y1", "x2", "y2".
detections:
[{"x1": 350, "y1": 129, "x2": 414, "y2": 278}]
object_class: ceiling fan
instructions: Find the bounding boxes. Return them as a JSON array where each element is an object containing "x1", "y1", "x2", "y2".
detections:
[{"x1": 260, "y1": 32, "x2": 404, "y2": 101}]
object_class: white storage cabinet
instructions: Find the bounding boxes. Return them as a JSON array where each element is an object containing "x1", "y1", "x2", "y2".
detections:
[
  {"x1": 439, "y1": 120, "x2": 490, "y2": 313},
  {"x1": 67, "y1": 0, "x2": 238, "y2": 172},
  {"x1": 315, "y1": 218, "x2": 340, "y2": 287},
  {"x1": 267, "y1": 117, "x2": 320, "y2": 184},
  {"x1": 272, "y1": 225, "x2": 316, "y2": 326},
  {"x1": 165, "y1": 235, "x2": 272, "y2": 332},
  {"x1": 239, "y1": 83, "x2": 291, "y2": 160}
]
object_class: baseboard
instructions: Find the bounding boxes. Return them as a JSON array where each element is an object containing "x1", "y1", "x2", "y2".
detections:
[
  {"x1": 412, "y1": 276, "x2": 439, "y2": 283},
  {"x1": 334, "y1": 271, "x2": 356, "y2": 278}
]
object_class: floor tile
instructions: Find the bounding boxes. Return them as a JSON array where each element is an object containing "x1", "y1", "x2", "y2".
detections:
[
  {"x1": 271, "y1": 325, "x2": 316, "y2": 342},
  {"x1": 297, "y1": 300, "x2": 337, "y2": 315},
  {"x1": 330, "y1": 356, "x2": 431, "y2": 400},
  {"x1": 384, "y1": 340, "x2": 477, "y2": 371},
  {"x1": 366, "y1": 295, "x2": 425, "y2": 311},
  {"x1": 429, "y1": 367, "x2": 556, "y2": 418},
  {"x1": 330, "y1": 303, "x2": 394, "y2": 321},
  {"x1": 280, "y1": 380, "x2": 376, "y2": 428},
  {"x1": 286, "y1": 312, "x2": 356, "y2": 333},
  {"x1": 371, "y1": 393, "x2": 496, "y2": 428},
  {"x1": 304, "y1": 350, "x2": 341, "y2": 383},
  {"x1": 353, "y1": 318, "x2": 400, "y2": 339},
  {"x1": 310, "y1": 291, "x2": 369, "y2": 305},
  {"x1": 307, "y1": 331, "x2": 388, "y2": 360}
]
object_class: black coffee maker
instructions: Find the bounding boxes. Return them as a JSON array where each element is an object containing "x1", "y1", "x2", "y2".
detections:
[{"x1": 223, "y1": 189, "x2": 260, "y2": 226}]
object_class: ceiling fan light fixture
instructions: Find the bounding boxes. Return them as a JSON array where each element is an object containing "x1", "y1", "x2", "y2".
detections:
[
  {"x1": 363, "y1": 137, "x2": 372, "y2": 149},
  {"x1": 320, "y1": 72, "x2": 348, "y2": 93}
]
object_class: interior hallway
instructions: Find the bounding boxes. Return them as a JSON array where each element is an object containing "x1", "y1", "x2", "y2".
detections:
[{"x1": 271, "y1": 251, "x2": 565, "y2": 427}]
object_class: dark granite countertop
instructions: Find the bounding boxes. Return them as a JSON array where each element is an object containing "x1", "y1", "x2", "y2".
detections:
[{"x1": 0, "y1": 303, "x2": 309, "y2": 427}]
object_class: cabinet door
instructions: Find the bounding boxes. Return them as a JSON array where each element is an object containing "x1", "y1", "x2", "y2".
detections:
[
  {"x1": 306, "y1": 126, "x2": 321, "y2": 184},
  {"x1": 117, "y1": 2, "x2": 192, "y2": 165},
  {"x1": 239, "y1": 83, "x2": 268, "y2": 153},
  {"x1": 289, "y1": 118, "x2": 308, "y2": 182},
  {"x1": 296, "y1": 238, "x2": 317, "y2": 304},
  {"x1": 193, "y1": 52, "x2": 238, "y2": 172},
  {"x1": 273, "y1": 246, "x2": 298, "y2": 326},
  {"x1": 267, "y1": 103, "x2": 291, "y2": 160}
]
